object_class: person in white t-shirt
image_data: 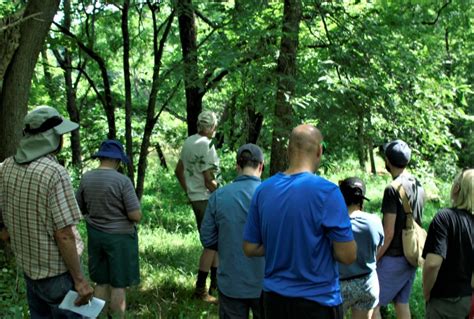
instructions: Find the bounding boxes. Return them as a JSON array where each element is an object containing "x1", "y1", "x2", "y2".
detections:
[{"x1": 175, "y1": 110, "x2": 220, "y2": 304}]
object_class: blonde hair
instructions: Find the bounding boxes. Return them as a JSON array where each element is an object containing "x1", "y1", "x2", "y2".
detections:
[{"x1": 451, "y1": 168, "x2": 473, "y2": 214}]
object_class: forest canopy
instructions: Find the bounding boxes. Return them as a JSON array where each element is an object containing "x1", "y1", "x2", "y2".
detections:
[{"x1": 0, "y1": 0, "x2": 472, "y2": 195}]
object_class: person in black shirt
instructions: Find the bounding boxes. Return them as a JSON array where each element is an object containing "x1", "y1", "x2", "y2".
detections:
[{"x1": 422, "y1": 168, "x2": 473, "y2": 318}]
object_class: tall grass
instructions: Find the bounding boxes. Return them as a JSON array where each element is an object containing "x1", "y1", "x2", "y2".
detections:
[{"x1": 0, "y1": 154, "x2": 454, "y2": 318}]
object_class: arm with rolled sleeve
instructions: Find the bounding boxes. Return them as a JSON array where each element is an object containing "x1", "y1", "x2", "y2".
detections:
[
  {"x1": 323, "y1": 188, "x2": 357, "y2": 265},
  {"x1": 200, "y1": 192, "x2": 218, "y2": 250},
  {"x1": 243, "y1": 190, "x2": 265, "y2": 257}
]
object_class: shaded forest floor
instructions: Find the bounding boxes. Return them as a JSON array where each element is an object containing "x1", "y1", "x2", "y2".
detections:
[{"x1": 0, "y1": 158, "x2": 451, "y2": 318}]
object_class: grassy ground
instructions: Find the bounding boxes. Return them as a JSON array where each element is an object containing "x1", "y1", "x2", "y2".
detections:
[{"x1": 0, "y1": 156, "x2": 452, "y2": 318}]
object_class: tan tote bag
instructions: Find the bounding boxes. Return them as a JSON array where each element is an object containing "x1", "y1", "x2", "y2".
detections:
[{"x1": 392, "y1": 180, "x2": 427, "y2": 267}]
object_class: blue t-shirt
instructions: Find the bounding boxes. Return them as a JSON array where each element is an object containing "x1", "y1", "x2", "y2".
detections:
[
  {"x1": 243, "y1": 172, "x2": 354, "y2": 306},
  {"x1": 339, "y1": 211, "x2": 384, "y2": 280},
  {"x1": 200, "y1": 175, "x2": 264, "y2": 299}
]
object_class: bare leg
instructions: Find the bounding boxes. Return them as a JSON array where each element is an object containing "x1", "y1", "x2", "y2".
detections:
[
  {"x1": 109, "y1": 287, "x2": 126, "y2": 318},
  {"x1": 199, "y1": 248, "x2": 216, "y2": 271},
  {"x1": 394, "y1": 303, "x2": 411, "y2": 319},
  {"x1": 371, "y1": 306, "x2": 381, "y2": 319},
  {"x1": 352, "y1": 308, "x2": 374, "y2": 319},
  {"x1": 195, "y1": 248, "x2": 218, "y2": 303},
  {"x1": 94, "y1": 284, "x2": 111, "y2": 317},
  {"x1": 212, "y1": 252, "x2": 219, "y2": 268}
]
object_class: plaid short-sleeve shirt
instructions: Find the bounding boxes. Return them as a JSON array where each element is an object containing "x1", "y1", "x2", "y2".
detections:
[{"x1": 0, "y1": 155, "x2": 83, "y2": 279}]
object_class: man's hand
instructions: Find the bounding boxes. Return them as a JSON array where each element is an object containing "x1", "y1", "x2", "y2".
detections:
[{"x1": 74, "y1": 279, "x2": 94, "y2": 306}]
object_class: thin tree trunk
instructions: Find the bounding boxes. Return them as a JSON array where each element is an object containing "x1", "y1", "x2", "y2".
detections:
[
  {"x1": 177, "y1": 0, "x2": 201, "y2": 136},
  {"x1": 155, "y1": 142, "x2": 168, "y2": 169},
  {"x1": 63, "y1": 0, "x2": 81, "y2": 168},
  {"x1": 135, "y1": 6, "x2": 175, "y2": 199},
  {"x1": 367, "y1": 113, "x2": 376, "y2": 175},
  {"x1": 247, "y1": 106, "x2": 263, "y2": 144},
  {"x1": 54, "y1": 22, "x2": 116, "y2": 139},
  {"x1": 0, "y1": 0, "x2": 60, "y2": 161},
  {"x1": 122, "y1": 0, "x2": 135, "y2": 183},
  {"x1": 269, "y1": 0, "x2": 301, "y2": 175},
  {"x1": 357, "y1": 110, "x2": 365, "y2": 170},
  {"x1": 368, "y1": 138, "x2": 376, "y2": 175},
  {"x1": 41, "y1": 48, "x2": 58, "y2": 101}
]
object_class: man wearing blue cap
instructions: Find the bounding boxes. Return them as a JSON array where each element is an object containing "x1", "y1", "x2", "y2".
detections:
[
  {"x1": 373, "y1": 140, "x2": 426, "y2": 319},
  {"x1": 0, "y1": 106, "x2": 93, "y2": 317},
  {"x1": 76, "y1": 140, "x2": 142, "y2": 318},
  {"x1": 200, "y1": 143, "x2": 265, "y2": 318}
]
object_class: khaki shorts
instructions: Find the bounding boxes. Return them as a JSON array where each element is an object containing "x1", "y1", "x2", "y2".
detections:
[{"x1": 190, "y1": 200, "x2": 208, "y2": 234}]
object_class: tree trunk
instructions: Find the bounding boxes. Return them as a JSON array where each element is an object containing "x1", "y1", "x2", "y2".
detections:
[
  {"x1": 247, "y1": 106, "x2": 263, "y2": 144},
  {"x1": 177, "y1": 0, "x2": 202, "y2": 136},
  {"x1": 155, "y1": 142, "x2": 168, "y2": 169},
  {"x1": 269, "y1": 0, "x2": 301, "y2": 175},
  {"x1": 41, "y1": 48, "x2": 58, "y2": 101},
  {"x1": 135, "y1": 7, "x2": 175, "y2": 199},
  {"x1": 0, "y1": 0, "x2": 60, "y2": 161},
  {"x1": 62, "y1": 0, "x2": 81, "y2": 168},
  {"x1": 55, "y1": 23, "x2": 116, "y2": 140},
  {"x1": 368, "y1": 138, "x2": 376, "y2": 175},
  {"x1": 357, "y1": 110, "x2": 365, "y2": 170},
  {"x1": 122, "y1": 0, "x2": 135, "y2": 183}
]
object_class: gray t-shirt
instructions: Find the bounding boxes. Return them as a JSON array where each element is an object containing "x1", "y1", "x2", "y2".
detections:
[
  {"x1": 76, "y1": 169, "x2": 140, "y2": 234},
  {"x1": 339, "y1": 211, "x2": 384, "y2": 279}
]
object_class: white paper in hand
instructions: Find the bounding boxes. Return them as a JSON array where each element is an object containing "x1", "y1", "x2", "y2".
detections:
[{"x1": 58, "y1": 290, "x2": 105, "y2": 318}]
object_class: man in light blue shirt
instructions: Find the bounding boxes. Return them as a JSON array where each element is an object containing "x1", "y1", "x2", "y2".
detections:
[{"x1": 200, "y1": 143, "x2": 265, "y2": 319}]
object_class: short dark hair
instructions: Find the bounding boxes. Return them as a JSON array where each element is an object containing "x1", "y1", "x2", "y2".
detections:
[{"x1": 237, "y1": 150, "x2": 260, "y2": 169}]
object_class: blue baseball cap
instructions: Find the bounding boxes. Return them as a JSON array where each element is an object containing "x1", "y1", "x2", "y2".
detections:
[{"x1": 92, "y1": 140, "x2": 129, "y2": 163}]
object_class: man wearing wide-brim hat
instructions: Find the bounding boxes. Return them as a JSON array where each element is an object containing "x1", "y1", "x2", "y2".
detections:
[{"x1": 0, "y1": 106, "x2": 93, "y2": 317}]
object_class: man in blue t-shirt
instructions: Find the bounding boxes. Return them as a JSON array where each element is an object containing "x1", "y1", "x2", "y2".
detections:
[
  {"x1": 200, "y1": 143, "x2": 265, "y2": 319},
  {"x1": 243, "y1": 124, "x2": 357, "y2": 319}
]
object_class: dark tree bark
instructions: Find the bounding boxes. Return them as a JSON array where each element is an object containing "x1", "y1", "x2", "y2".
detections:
[
  {"x1": 53, "y1": 0, "x2": 82, "y2": 168},
  {"x1": 135, "y1": 5, "x2": 175, "y2": 199},
  {"x1": 247, "y1": 106, "x2": 264, "y2": 144},
  {"x1": 269, "y1": 0, "x2": 302, "y2": 175},
  {"x1": 177, "y1": 0, "x2": 201, "y2": 136},
  {"x1": 0, "y1": 0, "x2": 60, "y2": 161},
  {"x1": 356, "y1": 109, "x2": 366, "y2": 170},
  {"x1": 155, "y1": 142, "x2": 168, "y2": 169},
  {"x1": 122, "y1": 0, "x2": 135, "y2": 183}
]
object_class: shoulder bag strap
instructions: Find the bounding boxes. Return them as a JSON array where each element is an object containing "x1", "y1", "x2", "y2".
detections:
[{"x1": 391, "y1": 179, "x2": 412, "y2": 214}]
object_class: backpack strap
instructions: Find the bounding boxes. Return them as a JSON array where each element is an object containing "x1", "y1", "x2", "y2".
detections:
[{"x1": 391, "y1": 179, "x2": 413, "y2": 215}]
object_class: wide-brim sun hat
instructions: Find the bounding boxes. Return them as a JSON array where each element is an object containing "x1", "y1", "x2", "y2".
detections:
[
  {"x1": 14, "y1": 106, "x2": 79, "y2": 164},
  {"x1": 92, "y1": 139, "x2": 129, "y2": 164}
]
